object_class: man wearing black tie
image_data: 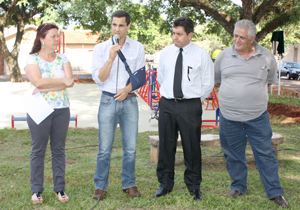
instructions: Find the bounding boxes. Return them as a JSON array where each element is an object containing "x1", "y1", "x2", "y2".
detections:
[{"x1": 153, "y1": 17, "x2": 214, "y2": 200}]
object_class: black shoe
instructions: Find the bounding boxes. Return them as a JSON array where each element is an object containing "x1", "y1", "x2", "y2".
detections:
[
  {"x1": 190, "y1": 189, "x2": 202, "y2": 200},
  {"x1": 272, "y1": 196, "x2": 289, "y2": 208},
  {"x1": 153, "y1": 187, "x2": 171, "y2": 197},
  {"x1": 227, "y1": 190, "x2": 242, "y2": 198}
]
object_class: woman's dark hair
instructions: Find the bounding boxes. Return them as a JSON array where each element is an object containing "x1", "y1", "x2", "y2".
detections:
[
  {"x1": 173, "y1": 17, "x2": 194, "y2": 35},
  {"x1": 30, "y1": 23, "x2": 59, "y2": 54}
]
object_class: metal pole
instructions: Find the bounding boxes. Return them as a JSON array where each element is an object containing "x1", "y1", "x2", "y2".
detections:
[
  {"x1": 278, "y1": 54, "x2": 281, "y2": 95},
  {"x1": 272, "y1": 40, "x2": 279, "y2": 95},
  {"x1": 58, "y1": 30, "x2": 61, "y2": 53},
  {"x1": 63, "y1": 31, "x2": 65, "y2": 53},
  {"x1": 272, "y1": 41, "x2": 277, "y2": 55}
]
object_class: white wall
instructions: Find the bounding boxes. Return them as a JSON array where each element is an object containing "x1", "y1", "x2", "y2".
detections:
[
  {"x1": 65, "y1": 49, "x2": 93, "y2": 73},
  {"x1": 282, "y1": 43, "x2": 300, "y2": 63}
]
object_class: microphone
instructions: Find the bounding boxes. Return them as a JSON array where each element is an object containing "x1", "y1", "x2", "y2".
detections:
[{"x1": 113, "y1": 34, "x2": 120, "y2": 44}]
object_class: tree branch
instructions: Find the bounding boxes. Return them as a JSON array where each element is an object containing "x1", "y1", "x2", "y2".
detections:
[
  {"x1": 241, "y1": 0, "x2": 253, "y2": 20},
  {"x1": 252, "y1": 0, "x2": 278, "y2": 24},
  {"x1": 180, "y1": 0, "x2": 236, "y2": 35},
  {"x1": 256, "y1": 6, "x2": 300, "y2": 42},
  {"x1": 0, "y1": 0, "x2": 21, "y2": 27},
  {"x1": 21, "y1": 0, "x2": 61, "y2": 22},
  {"x1": 0, "y1": 2, "x2": 9, "y2": 11}
]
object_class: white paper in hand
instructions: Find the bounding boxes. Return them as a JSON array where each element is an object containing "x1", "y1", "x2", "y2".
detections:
[{"x1": 23, "y1": 88, "x2": 54, "y2": 125}]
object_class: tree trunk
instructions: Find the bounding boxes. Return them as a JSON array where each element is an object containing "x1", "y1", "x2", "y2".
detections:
[
  {"x1": 7, "y1": 56, "x2": 24, "y2": 82},
  {"x1": 0, "y1": 51, "x2": 4, "y2": 75},
  {"x1": 0, "y1": 0, "x2": 60, "y2": 82},
  {"x1": 241, "y1": 0, "x2": 253, "y2": 20},
  {"x1": 0, "y1": 23, "x2": 25, "y2": 82}
]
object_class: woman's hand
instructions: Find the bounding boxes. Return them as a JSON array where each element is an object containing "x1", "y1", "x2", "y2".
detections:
[
  {"x1": 32, "y1": 88, "x2": 41, "y2": 95},
  {"x1": 64, "y1": 78, "x2": 74, "y2": 87}
]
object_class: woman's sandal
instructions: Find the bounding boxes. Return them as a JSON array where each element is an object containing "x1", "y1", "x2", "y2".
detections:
[
  {"x1": 32, "y1": 192, "x2": 43, "y2": 204},
  {"x1": 56, "y1": 191, "x2": 69, "y2": 203}
]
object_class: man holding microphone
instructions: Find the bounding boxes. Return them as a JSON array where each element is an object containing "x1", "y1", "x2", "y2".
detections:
[{"x1": 91, "y1": 10, "x2": 145, "y2": 200}]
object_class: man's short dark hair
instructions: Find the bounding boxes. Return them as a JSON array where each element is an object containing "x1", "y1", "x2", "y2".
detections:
[
  {"x1": 112, "y1": 10, "x2": 130, "y2": 25},
  {"x1": 173, "y1": 17, "x2": 194, "y2": 35}
]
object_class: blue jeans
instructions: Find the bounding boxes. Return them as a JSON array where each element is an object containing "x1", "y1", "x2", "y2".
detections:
[
  {"x1": 94, "y1": 94, "x2": 138, "y2": 191},
  {"x1": 219, "y1": 110, "x2": 284, "y2": 199}
]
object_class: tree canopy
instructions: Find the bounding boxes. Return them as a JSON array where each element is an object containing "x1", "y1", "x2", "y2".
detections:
[
  {"x1": 58, "y1": 0, "x2": 172, "y2": 54},
  {"x1": 144, "y1": 0, "x2": 300, "y2": 43},
  {"x1": 61, "y1": 0, "x2": 300, "y2": 53}
]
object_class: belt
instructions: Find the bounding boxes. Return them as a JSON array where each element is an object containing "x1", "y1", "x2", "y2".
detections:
[
  {"x1": 168, "y1": 97, "x2": 200, "y2": 102},
  {"x1": 102, "y1": 91, "x2": 136, "y2": 98}
]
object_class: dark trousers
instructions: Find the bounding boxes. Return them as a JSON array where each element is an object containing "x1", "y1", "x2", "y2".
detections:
[
  {"x1": 156, "y1": 97, "x2": 202, "y2": 191},
  {"x1": 27, "y1": 108, "x2": 70, "y2": 193}
]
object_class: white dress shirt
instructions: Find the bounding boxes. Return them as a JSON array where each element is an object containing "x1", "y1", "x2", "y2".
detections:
[
  {"x1": 157, "y1": 42, "x2": 214, "y2": 100},
  {"x1": 92, "y1": 36, "x2": 145, "y2": 93}
]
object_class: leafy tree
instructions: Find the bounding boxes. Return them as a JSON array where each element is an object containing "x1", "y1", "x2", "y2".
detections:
[
  {"x1": 59, "y1": 0, "x2": 170, "y2": 54},
  {"x1": 193, "y1": 31, "x2": 223, "y2": 57},
  {"x1": 145, "y1": 0, "x2": 300, "y2": 42},
  {"x1": 0, "y1": 0, "x2": 67, "y2": 82}
]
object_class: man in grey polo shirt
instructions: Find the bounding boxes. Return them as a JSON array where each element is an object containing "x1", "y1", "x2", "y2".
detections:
[{"x1": 214, "y1": 19, "x2": 289, "y2": 208}]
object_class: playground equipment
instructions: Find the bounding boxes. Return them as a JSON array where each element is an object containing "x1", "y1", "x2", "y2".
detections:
[
  {"x1": 58, "y1": 30, "x2": 65, "y2": 54},
  {"x1": 11, "y1": 115, "x2": 78, "y2": 129},
  {"x1": 202, "y1": 88, "x2": 220, "y2": 127},
  {"x1": 138, "y1": 68, "x2": 161, "y2": 121},
  {"x1": 138, "y1": 68, "x2": 219, "y2": 127},
  {"x1": 76, "y1": 74, "x2": 93, "y2": 84}
]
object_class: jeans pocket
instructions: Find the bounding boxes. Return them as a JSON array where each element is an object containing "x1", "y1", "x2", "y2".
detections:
[
  {"x1": 261, "y1": 110, "x2": 269, "y2": 117},
  {"x1": 100, "y1": 95, "x2": 113, "y2": 105},
  {"x1": 129, "y1": 96, "x2": 138, "y2": 104}
]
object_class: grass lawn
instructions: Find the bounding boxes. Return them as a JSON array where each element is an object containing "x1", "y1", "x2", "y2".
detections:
[
  {"x1": 268, "y1": 94, "x2": 300, "y2": 107},
  {"x1": 0, "y1": 122, "x2": 299, "y2": 210}
]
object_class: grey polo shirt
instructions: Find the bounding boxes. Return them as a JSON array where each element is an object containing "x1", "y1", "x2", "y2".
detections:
[{"x1": 214, "y1": 41, "x2": 277, "y2": 121}]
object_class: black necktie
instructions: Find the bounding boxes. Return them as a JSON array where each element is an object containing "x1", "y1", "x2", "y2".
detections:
[{"x1": 173, "y1": 48, "x2": 183, "y2": 98}]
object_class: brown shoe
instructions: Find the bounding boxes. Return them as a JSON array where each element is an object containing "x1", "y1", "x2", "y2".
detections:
[
  {"x1": 123, "y1": 186, "x2": 141, "y2": 198},
  {"x1": 93, "y1": 189, "x2": 106, "y2": 200},
  {"x1": 272, "y1": 196, "x2": 289, "y2": 208},
  {"x1": 227, "y1": 190, "x2": 242, "y2": 198}
]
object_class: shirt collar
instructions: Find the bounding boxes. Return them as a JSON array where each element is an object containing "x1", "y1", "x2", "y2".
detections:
[
  {"x1": 118, "y1": 36, "x2": 130, "y2": 51},
  {"x1": 122, "y1": 36, "x2": 130, "y2": 47},
  {"x1": 231, "y1": 41, "x2": 262, "y2": 57},
  {"x1": 124, "y1": 36, "x2": 130, "y2": 45},
  {"x1": 174, "y1": 41, "x2": 192, "y2": 54},
  {"x1": 112, "y1": 36, "x2": 130, "y2": 47}
]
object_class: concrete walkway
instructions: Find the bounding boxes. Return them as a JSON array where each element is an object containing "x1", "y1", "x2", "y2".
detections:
[{"x1": 0, "y1": 81, "x2": 218, "y2": 132}]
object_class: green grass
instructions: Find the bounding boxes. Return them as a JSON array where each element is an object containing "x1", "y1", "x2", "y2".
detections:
[
  {"x1": 269, "y1": 94, "x2": 300, "y2": 106},
  {"x1": 0, "y1": 124, "x2": 299, "y2": 210}
]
